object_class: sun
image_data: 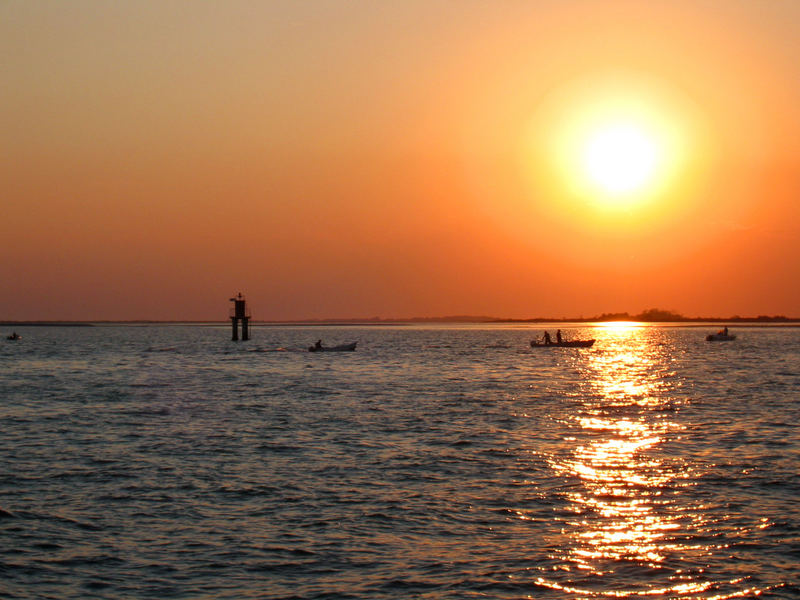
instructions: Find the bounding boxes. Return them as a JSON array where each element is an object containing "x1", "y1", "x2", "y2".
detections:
[
  {"x1": 581, "y1": 122, "x2": 660, "y2": 195},
  {"x1": 525, "y1": 72, "x2": 700, "y2": 217}
]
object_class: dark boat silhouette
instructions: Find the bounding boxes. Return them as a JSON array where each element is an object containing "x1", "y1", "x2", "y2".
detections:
[
  {"x1": 530, "y1": 339, "x2": 594, "y2": 348},
  {"x1": 706, "y1": 333, "x2": 736, "y2": 341},
  {"x1": 308, "y1": 341, "x2": 357, "y2": 352}
]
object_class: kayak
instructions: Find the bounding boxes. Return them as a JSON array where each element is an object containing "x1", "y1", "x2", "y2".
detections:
[
  {"x1": 530, "y1": 339, "x2": 595, "y2": 348},
  {"x1": 308, "y1": 342, "x2": 357, "y2": 352},
  {"x1": 706, "y1": 334, "x2": 736, "y2": 341}
]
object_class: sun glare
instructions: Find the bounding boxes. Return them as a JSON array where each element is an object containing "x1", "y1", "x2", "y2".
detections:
[
  {"x1": 526, "y1": 72, "x2": 699, "y2": 218},
  {"x1": 581, "y1": 122, "x2": 660, "y2": 195}
]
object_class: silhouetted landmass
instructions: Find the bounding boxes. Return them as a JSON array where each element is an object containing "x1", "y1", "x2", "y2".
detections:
[
  {"x1": 485, "y1": 309, "x2": 795, "y2": 323},
  {"x1": 584, "y1": 308, "x2": 793, "y2": 323},
  {"x1": 264, "y1": 310, "x2": 798, "y2": 323},
  {"x1": 2, "y1": 310, "x2": 798, "y2": 325},
  {"x1": 382, "y1": 315, "x2": 498, "y2": 323},
  {"x1": 0, "y1": 322, "x2": 94, "y2": 327}
]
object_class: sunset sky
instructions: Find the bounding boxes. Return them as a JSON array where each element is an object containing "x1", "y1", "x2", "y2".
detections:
[{"x1": 2, "y1": 1, "x2": 799, "y2": 321}]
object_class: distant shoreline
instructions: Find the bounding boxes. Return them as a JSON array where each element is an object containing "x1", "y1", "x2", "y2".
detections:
[{"x1": 3, "y1": 317, "x2": 800, "y2": 327}]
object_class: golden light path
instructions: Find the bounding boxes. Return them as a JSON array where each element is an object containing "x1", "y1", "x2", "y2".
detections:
[{"x1": 533, "y1": 324, "x2": 762, "y2": 599}]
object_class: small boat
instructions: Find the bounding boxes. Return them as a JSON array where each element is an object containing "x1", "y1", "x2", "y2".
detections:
[
  {"x1": 6, "y1": 332, "x2": 21, "y2": 341},
  {"x1": 308, "y1": 341, "x2": 357, "y2": 352},
  {"x1": 707, "y1": 327, "x2": 735, "y2": 341},
  {"x1": 706, "y1": 333, "x2": 736, "y2": 341},
  {"x1": 530, "y1": 339, "x2": 595, "y2": 348}
]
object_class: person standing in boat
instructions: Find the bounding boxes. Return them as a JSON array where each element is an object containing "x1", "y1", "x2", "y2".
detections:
[
  {"x1": 556, "y1": 329, "x2": 562, "y2": 343},
  {"x1": 543, "y1": 331, "x2": 552, "y2": 345},
  {"x1": 723, "y1": 326, "x2": 728, "y2": 336}
]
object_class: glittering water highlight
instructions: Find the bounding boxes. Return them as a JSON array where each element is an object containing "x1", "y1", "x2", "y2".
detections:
[{"x1": 1, "y1": 324, "x2": 798, "y2": 599}]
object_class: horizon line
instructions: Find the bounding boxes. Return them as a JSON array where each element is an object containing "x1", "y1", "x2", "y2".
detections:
[{"x1": 2, "y1": 314, "x2": 799, "y2": 326}]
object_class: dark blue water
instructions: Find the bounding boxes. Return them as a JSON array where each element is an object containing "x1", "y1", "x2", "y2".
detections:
[{"x1": 1, "y1": 324, "x2": 798, "y2": 599}]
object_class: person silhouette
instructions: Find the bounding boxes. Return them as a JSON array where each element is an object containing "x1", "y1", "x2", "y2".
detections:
[
  {"x1": 556, "y1": 329, "x2": 562, "y2": 343},
  {"x1": 543, "y1": 331, "x2": 552, "y2": 345}
]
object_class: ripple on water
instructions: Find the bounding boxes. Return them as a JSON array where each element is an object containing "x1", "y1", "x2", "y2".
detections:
[{"x1": 0, "y1": 325, "x2": 798, "y2": 598}]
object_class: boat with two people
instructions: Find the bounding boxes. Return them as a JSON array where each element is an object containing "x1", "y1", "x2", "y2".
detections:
[
  {"x1": 531, "y1": 329, "x2": 595, "y2": 348},
  {"x1": 308, "y1": 340, "x2": 357, "y2": 352},
  {"x1": 706, "y1": 326, "x2": 736, "y2": 341},
  {"x1": 6, "y1": 332, "x2": 21, "y2": 341}
]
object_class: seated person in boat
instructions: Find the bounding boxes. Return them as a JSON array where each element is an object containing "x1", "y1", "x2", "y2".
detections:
[
  {"x1": 543, "y1": 331, "x2": 552, "y2": 345},
  {"x1": 314, "y1": 340, "x2": 322, "y2": 350}
]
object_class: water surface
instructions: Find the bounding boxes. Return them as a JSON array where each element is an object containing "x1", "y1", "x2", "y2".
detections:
[{"x1": 1, "y1": 324, "x2": 798, "y2": 598}]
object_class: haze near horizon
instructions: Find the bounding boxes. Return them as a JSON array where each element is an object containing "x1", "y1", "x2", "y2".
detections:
[{"x1": 2, "y1": 1, "x2": 799, "y2": 321}]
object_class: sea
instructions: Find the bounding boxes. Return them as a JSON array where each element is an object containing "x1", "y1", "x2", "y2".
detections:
[{"x1": 1, "y1": 324, "x2": 798, "y2": 599}]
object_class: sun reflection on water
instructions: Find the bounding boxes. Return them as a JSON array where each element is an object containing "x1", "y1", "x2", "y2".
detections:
[{"x1": 535, "y1": 325, "x2": 761, "y2": 598}]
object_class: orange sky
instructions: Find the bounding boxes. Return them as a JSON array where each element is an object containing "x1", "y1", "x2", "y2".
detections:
[{"x1": 2, "y1": 1, "x2": 799, "y2": 320}]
